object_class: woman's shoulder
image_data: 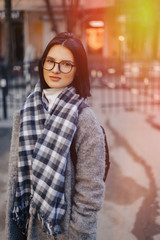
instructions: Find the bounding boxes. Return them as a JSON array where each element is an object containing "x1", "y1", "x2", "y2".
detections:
[
  {"x1": 12, "y1": 111, "x2": 21, "y2": 128},
  {"x1": 79, "y1": 105, "x2": 99, "y2": 122},
  {"x1": 78, "y1": 105, "x2": 102, "y2": 133},
  {"x1": 13, "y1": 110, "x2": 20, "y2": 118}
]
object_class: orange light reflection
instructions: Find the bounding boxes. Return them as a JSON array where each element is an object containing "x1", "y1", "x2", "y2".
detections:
[{"x1": 86, "y1": 28, "x2": 104, "y2": 51}]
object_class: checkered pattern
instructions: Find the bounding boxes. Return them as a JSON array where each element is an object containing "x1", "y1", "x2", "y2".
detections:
[{"x1": 12, "y1": 82, "x2": 84, "y2": 237}]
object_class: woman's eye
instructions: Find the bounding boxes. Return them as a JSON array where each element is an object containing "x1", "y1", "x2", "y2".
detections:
[
  {"x1": 46, "y1": 59, "x2": 54, "y2": 63},
  {"x1": 62, "y1": 62, "x2": 71, "y2": 67}
]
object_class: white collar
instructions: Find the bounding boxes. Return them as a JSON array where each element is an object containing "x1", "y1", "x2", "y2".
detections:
[{"x1": 43, "y1": 88, "x2": 65, "y2": 111}]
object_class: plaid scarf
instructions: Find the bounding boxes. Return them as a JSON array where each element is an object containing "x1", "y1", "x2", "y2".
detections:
[{"x1": 12, "y1": 82, "x2": 84, "y2": 238}]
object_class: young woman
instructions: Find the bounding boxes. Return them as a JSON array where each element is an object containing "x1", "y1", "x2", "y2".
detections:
[{"x1": 5, "y1": 32, "x2": 108, "y2": 240}]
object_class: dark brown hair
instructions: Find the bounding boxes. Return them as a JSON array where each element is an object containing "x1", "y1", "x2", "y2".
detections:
[{"x1": 38, "y1": 32, "x2": 91, "y2": 98}]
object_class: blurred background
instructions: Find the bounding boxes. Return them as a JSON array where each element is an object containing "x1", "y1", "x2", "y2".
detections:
[{"x1": 0, "y1": 0, "x2": 160, "y2": 239}]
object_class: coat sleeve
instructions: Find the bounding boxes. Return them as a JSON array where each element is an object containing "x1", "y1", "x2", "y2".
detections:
[
  {"x1": 5, "y1": 112, "x2": 26, "y2": 240},
  {"x1": 68, "y1": 107, "x2": 106, "y2": 240}
]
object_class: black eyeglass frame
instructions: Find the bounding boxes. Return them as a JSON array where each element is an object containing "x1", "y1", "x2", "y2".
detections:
[{"x1": 41, "y1": 58, "x2": 76, "y2": 74}]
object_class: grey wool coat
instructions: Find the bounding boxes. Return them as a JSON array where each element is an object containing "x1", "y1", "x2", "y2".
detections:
[{"x1": 5, "y1": 106, "x2": 106, "y2": 240}]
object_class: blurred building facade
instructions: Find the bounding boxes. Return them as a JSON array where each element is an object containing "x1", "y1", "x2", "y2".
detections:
[
  {"x1": 0, "y1": 0, "x2": 160, "y2": 120},
  {"x1": 0, "y1": 0, "x2": 160, "y2": 64}
]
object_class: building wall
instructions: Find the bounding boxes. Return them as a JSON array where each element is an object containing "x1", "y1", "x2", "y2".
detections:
[
  {"x1": 103, "y1": 12, "x2": 120, "y2": 59},
  {"x1": 24, "y1": 12, "x2": 43, "y2": 61},
  {"x1": 42, "y1": 18, "x2": 66, "y2": 51},
  {"x1": 23, "y1": 11, "x2": 67, "y2": 61},
  {"x1": 0, "y1": 0, "x2": 160, "y2": 64},
  {"x1": 0, "y1": 22, "x2": 5, "y2": 59}
]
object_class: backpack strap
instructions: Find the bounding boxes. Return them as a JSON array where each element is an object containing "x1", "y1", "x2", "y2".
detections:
[{"x1": 101, "y1": 126, "x2": 110, "y2": 181}]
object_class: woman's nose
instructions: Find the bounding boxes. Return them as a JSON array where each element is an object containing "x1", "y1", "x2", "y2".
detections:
[{"x1": 51, "y1": 62, "x2": 60, "y2": 73}]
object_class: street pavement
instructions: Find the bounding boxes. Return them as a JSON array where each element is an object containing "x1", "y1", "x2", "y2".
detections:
[
  {"x1": 0, "y1": 87, "x2": 160, "y2": 240},
  {"x1": 90, "y1": 88, "x2": 160, "y2": 240},
  {"x1": 0, "y1": 127, "x2": 11, "y2": 240}
]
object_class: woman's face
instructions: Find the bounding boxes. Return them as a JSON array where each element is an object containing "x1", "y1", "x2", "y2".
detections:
[{"x1": 43, "y1": 44, "x2": 76, "y2": 89}]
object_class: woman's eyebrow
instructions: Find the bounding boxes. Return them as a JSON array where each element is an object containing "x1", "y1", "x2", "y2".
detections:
[
  {"x1": 47, "y1": 56, "x2": 74, "y2": 63},
  {"x1": 46, "y1": 56, "x2": 55, "y2": 60}
]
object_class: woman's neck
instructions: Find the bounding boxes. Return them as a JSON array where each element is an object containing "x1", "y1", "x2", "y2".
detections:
[{"x1": 43, "y1": 88, "x2": 65, "y2": 111}]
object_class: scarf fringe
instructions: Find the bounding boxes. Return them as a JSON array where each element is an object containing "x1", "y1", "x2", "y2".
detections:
[
  {"x1": 12, "y1": 202, "x2": 62, "y2": 238},
  {"x1": 12, "y1": 202, "x2": 30, "y2": 236},
  {"x1": 37, "y1": 213, "x2": 62, "y2": 239}
]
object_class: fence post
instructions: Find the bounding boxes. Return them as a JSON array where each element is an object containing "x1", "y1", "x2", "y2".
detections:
[
  {"x1": 0, "y1": 64, "x2": 8, "y2": 119},
  {"x1": 1, "y1": 79, "x2": 7, "y2": 119}
]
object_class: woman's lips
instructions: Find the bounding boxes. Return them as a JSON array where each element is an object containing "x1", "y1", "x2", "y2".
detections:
[{"x1": 49, "y1": 76, "x2": 61, "y2": 81}]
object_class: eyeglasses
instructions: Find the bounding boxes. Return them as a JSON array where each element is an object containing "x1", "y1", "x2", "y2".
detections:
[{"x1": 42, "y1": 57, "x2": 76, "y2": 74}]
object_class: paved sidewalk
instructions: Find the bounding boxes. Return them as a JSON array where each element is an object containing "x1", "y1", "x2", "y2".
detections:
[
  {"x1": 90, "y1": 88, "x2": 160, "y2": 240},
  {"x1": 97, "y1": 110, "x2": 160, "y2": 240},
  {"x1": 0, "y1": 128, "x2": 11, "y2": 240},
  {"x1": 146, "y1": 112, "x2": 160, "y2": 130},
  {"x1": 0, "y1": 119, "x2": 13, "y2": 128}
]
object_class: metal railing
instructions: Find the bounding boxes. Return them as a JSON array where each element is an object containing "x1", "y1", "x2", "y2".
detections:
[
  {"x1": 0, "y1": 60, "x2": 160, "y2": 120},
  {"x1": 89, "y1": 60, "x2": 160, "y2": 112},
  {"x1": 0, "y1": 61, "x2": 39, "y2": 120}
]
